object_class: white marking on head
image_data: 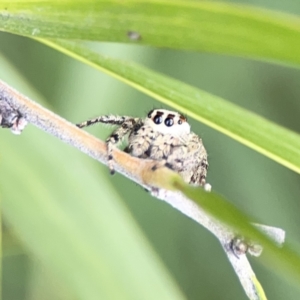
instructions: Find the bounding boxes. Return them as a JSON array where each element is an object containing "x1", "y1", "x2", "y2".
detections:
[{"x1": 145, "y1": 109, "x2": 190, "y2": 136}]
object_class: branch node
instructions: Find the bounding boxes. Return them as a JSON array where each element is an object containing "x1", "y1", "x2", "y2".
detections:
[{"x1": 0, "y1": 99, "x2": 28, "y2": 134}]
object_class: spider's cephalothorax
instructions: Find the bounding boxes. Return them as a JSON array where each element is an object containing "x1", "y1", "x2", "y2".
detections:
[{"x1": 76, "y1": 109, "x2": 208, "y2": 186}]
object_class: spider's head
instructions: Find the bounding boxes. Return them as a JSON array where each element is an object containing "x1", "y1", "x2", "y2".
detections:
[{"x1": 145, "y1": 109, "x2": 190, "y2": 136}]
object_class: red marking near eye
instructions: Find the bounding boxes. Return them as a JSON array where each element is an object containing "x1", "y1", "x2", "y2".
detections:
[
  {"x1": 155, "y1": 111, "x2": 164, "y2": 116},
  {"x1": 179, "y1": 114, "x2": 187, "y2": 122},
  {"x1": 167, "y1": 114, "x2": 175, "y2": 119}
]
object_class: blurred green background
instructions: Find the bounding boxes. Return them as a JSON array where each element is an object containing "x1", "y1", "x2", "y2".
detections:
[{"x1": 1, "y1": 0, "x2": 300, "y2": 299}]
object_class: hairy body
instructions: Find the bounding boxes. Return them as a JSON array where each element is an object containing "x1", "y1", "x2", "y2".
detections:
[{"x1": 77, "y1": 109, "x2": 208, "y2": 186}]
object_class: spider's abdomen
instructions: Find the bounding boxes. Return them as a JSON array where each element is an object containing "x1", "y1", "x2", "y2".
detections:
[
  {"x1": 127, "y1": 125, "x2": 155, "y2": 158},
  {"x1": 127, "y1": 124, "x2": 208, "y2": 185}
]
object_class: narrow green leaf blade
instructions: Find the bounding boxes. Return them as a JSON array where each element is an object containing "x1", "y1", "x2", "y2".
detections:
[
  {"x1": 173, "y1": 178, "x2": 300, "y2": 289},
  {"x1": 1, "y1": 1, "x2": 300, "y2": 66},
  {"x1": 1, "y1": 131, "x2": 185, "y2": 300},
  {"x1": 38, "y1": 39, "x2": 300, "y2": 174}
]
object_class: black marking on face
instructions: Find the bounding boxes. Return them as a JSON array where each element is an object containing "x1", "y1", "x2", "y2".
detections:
[
  {"x1": 147, "y1": 109, "x2": 154, "y2": 118},
  {"x1": 165, "y1": 114, "x2": 175, "y2": 127}
]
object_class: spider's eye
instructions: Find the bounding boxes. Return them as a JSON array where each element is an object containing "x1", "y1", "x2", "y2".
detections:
[
  {"x1": 153, "y1": 115, "x2": 163, "y2": 124},
  {"x1": 164, "y1": 117, "x2": 174, "y2": 127},
  {"x1": 178, "y1": 120, "x2": 182, "y2": 125}
]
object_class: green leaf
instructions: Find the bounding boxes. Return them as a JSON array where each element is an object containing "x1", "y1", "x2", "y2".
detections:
[
  {"x1": 30, "y1": 38, "x2": 300, "y2": 288},
  {"x1": 0, "y1": 55, "x2": 185, "y2": 300},
  {"x1": 0, "y1": 130, "x2": 184, "y2": 300},
  {"x1": 173, "y1": 178, "x2": 300, "y2": 288},
  {"x1": 38, "y1": 39, "x2": 300, "y2": 174},
  {"x1": 1, "y1": 1, "x2": 300, "y2": 67}
]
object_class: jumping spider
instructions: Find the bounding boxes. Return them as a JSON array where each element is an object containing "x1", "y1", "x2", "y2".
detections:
[{"x1": 76, "y1": 109, "x2": 209, "y2": 187}]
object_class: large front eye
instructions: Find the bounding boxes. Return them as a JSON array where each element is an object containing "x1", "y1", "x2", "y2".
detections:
[
  {"x1": 165, "y1": 117, "x2": 174, "y2": 127},
  {"x1": 153, "y1": 115, "x2": 163, "y2": 124}
]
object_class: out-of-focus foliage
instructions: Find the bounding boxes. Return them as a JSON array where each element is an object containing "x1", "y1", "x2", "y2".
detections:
[
  {"x1": 1, "y1": 1, "x2": 300, "y2": 300},
  {"x1": 2, "y1": 1, "x2": 300, "y2": 66}
]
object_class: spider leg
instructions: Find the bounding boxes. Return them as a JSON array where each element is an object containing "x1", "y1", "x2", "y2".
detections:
[
  {"x1": 106, "y1": 122, "x2": 134, "y2": 174},
  {"x1": 76, "y1": 115, "x2": 130, "y2": 128},
  {"x1": 76, "y1": 115, "x2": 142, "y2": 173},
  {"x1": 106, "y1": 118, "x2": 143, "y2": 173}
]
